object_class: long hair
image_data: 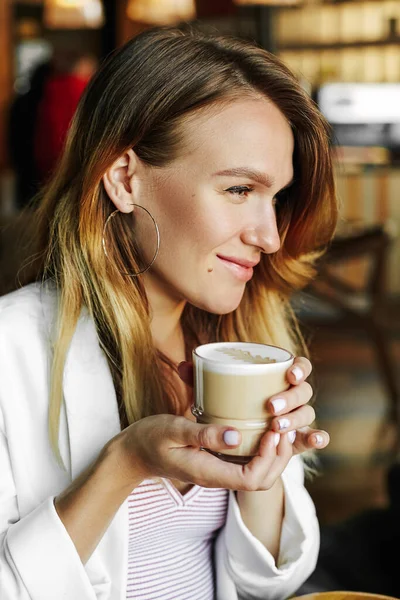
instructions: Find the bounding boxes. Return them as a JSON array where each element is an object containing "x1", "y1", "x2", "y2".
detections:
[{"x1": 20, "y1": 27, "x2": 337, "y2": 466}]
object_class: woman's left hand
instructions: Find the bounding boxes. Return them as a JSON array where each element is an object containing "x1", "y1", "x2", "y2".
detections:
[{"x1": 267, "y1": 356, "x2": 329, "y2": 453}]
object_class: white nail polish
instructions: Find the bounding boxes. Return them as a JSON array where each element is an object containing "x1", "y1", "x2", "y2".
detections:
[
  {"x1": 271, "y1": 398, "x2": 286, "y2": 413},
  {"x1": 291, "y1": 367, "x2": 303, "y2": 381},
  {"x1": 288, "y1": 430, "x2": 297, "y2": 444},
  {"x1": 278, "y1": 418, "x2": 290, "y2": 430},
  {"x1": 274, "y1": 433, "x2": 280, "y2": 447},
  {"x1": 314, "y1": 433, "x2": 323, "y2": 446},
  {"x1": 223, "y1": 430, "x2": 239, "y2": 446}
]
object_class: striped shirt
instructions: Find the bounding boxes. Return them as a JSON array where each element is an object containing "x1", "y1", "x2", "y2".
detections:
[{"x1": 126, "y1": 478, "x2": 229, "y2": 600}]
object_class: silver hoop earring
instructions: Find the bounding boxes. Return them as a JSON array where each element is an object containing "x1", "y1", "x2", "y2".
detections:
[{"x1": 102, "y1": 203, "x2": 160, "y2": 276}]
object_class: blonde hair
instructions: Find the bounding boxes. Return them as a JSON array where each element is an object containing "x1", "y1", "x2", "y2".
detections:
[{"x1": 20, "y1": 27, "x2": 337, "y2": 467}]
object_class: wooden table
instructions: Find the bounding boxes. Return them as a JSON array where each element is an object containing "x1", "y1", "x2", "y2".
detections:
[{"x1": 293, "y1": 592, "x2": 399, "y2": 600}]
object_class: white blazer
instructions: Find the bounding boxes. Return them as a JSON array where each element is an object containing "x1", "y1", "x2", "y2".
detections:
[{"x1": 0, "y1": 283, "x2": 319, "y2": 600}]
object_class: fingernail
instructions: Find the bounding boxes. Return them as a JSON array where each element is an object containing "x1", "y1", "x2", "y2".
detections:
[
  {"x1": 223, "y1": 430, "x2": 240, "y2": 446},
  {"x1": 278, "y1": 418, "x2": 290, "y2": 430},
  {"x1": 291, "y1": 366, "x2": 303, "y2": 381},
  {"x1": 271, "y1": 398, "x2": 286, "y2": 413},
  {"x1": 314, "y1": 433, "x2": 324, "y2": 446},
  {"x1": 273, "y1": 433, "x2": 280, "y2": 447},
  {"x1": 288, "y1": 430, "x2": 297, "y2": 444}
]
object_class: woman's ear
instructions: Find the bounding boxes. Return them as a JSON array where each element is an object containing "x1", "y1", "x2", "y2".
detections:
[{"x1": 102, "y1": 149, "x2": 139, "y2": 213}]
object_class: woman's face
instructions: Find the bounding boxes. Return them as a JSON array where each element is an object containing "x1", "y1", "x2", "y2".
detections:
[{"x1": 135, "y1": 98, "x2": 294, "y2": 314}]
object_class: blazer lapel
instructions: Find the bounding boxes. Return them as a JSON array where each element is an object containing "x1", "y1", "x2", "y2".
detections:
[
  {"x1": 63, "y1": 309, "x2": 121, "y2": 480},
  {"x1": 63, "y1": 308, "x2": 129, "y2": 599}
]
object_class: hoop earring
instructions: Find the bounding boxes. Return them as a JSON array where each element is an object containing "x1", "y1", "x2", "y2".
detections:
[{"x1": 102, "y1": 203, "x2": 160, "y2": 276}]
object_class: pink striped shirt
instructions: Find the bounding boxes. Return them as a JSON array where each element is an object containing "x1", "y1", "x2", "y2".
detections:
[{"x1": 126, "y1": 479, "x2": 229, "y2": 600}]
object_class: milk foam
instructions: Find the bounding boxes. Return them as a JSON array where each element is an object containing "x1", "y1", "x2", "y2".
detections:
[{"x1": 194, "y1": 342, "x2": 293, "y2": 374}]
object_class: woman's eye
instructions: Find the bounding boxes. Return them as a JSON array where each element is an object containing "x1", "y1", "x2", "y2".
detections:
[{"x1": 225, "y1": 185, "x2": 254, "y2": 198}]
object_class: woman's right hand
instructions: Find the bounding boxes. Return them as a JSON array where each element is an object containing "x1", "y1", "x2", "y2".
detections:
[{"x1": 109, "y1": 414, "x2": 294, "y2": 492}]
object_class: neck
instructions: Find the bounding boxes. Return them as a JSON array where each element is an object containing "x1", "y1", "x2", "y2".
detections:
[{"x1": 144, "y1": 273, "x2": 187, "y2": 363}]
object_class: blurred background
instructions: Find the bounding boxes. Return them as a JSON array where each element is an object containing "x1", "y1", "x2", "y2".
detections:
[{"x1": 0, "y1": 0, "x2": 399, "y2": 594}]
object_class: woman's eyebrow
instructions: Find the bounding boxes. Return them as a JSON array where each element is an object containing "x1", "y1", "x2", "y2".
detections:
[{"x1": 212, "y1": 167, "x2": 294, "y2": 190}]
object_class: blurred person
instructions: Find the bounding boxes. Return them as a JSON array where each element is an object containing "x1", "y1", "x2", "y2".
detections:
[
  {"x1": 0, "y1": 27, "x2": 337, "y2": 600},
  {"x1": 33, "y1": 50, "x2": 97, "y2": 183},
  {"x1": 7, "y1": 60, "x2": 52, "y2": 209}
]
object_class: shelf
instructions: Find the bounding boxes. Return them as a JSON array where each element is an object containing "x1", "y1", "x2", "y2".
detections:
[
  {"x1": 318, "y1": 0, "x2": 397, "y2": 4},
  {"x1": 278, "y1": 37, "x2": 400, "y2": 52},
  {"x1": 285, "y1": 0, "x2": 400, "y2": 5}
]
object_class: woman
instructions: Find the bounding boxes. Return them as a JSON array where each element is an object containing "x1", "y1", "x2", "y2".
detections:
[{"x1": 0, "y1": 27, "x2": 337, "y2": 600}]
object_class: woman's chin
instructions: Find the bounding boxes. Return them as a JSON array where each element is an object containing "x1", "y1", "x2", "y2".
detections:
[{"x1": 191, "y1": 293, "x2": 244, "y2": 315}]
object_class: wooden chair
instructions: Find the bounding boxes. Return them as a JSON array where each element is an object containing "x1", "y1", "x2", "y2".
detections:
[{"x1": 297, "y1": 222, "x2": 399, "y2": 449}]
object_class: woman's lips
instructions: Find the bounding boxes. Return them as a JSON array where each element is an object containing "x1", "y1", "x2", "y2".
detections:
[{"x1": 217, "y1": 255, "x2": 256, "y2": 282}]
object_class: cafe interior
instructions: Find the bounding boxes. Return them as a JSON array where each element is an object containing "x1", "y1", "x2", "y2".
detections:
[{"x1": 0, "y1": 1, "x2": 399, "y2": 598}]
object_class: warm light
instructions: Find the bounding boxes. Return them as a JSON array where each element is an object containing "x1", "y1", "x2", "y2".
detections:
[
  {"x1": 234, "y1": 0, "x2": 302, "y2": 5},
  {"x1": 127, "y1": 0, "x2": 196, "y2": 26},
  {"x1": 44, "y1": 0, "x2": 104, "y2": 29}
]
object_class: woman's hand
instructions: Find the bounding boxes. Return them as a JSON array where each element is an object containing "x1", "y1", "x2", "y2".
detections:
[
  {"x1": 112, "y1": 412, "x2": 292, "y2": 492},
  {"x1": 266, "y1": 356, "x2": 330, "y2": 454}
]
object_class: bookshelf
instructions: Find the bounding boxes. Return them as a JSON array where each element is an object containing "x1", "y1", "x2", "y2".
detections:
[{"x1": 276, "y1": 0, "x2": 400, "y2": 85}]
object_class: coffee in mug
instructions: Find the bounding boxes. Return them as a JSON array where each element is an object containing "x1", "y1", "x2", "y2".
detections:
[{"x1": 192, "y1": 342, "x2": 294, "y2": 464}]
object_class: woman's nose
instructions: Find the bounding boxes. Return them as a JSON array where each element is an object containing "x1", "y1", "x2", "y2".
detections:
[{"x1": 240, "y1": 208, "x2": 281, "y2": 254}]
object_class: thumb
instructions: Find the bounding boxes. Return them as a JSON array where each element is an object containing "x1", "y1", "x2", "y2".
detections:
[
  {"x1": 173, "y1": 417, "x2": 242, "y2": 452},
  {"x1": 178, "y1": 361, "x2": 194, "y2": 387}
]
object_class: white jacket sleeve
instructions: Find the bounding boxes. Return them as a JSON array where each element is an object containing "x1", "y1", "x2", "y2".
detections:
[
  {"x1": 0, "y1": 414, "x2": 111, "y2": 600},
  {"x1": 214, "y1": 455, "x2": 320, "y2": 600}
]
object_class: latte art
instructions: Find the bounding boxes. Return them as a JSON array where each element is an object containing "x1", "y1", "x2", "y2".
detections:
[
  {"x1": 216, "y1": 347, "x2": 276, "y2": 364},
  {"x1": 194, "y1": 341, "x2": 291, "y2": 372}
]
